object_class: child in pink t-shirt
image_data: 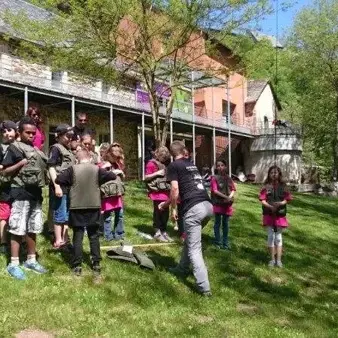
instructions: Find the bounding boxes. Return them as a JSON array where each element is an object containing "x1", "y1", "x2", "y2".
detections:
[
  {"x1": 259, "y1": 165, "x2": 292, "y2": 268},
  {"x1": 210, "y1": 160, "x2": 236, "y2": 249},
  {"x1": 144, "y1": 146, "x2": 171, "y2": 242},
  {"x1": 99, "y1": 143, "x2": 125, "y2": 241}
]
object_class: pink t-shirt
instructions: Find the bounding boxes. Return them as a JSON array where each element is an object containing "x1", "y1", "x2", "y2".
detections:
[
  {"x1": 98, "y1": 162, "x2": 124, "y2": 213},
  {"x1": 210, "y1": 175, "x2": 236, "y2": 216},
  {"x1": 33, "y1": 126, "x2": 45, "y2": 150},
  {"x1": 145, "y1": 160, "x2": 169, "y2": 201},
  {"x1": 259, "y1": 185, "x2": 292, "y2": 227}
]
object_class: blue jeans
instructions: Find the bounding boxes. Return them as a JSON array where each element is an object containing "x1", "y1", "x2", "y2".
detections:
[
  {"x1": 49, "y1": 190, "x2": 69, "y2": 224},
  {"x1": 214, "y1": 214, "x2": 230, "y2": 247},
  {"x1": 102, "y1": 208, "x2": 124, "y2": 240}
]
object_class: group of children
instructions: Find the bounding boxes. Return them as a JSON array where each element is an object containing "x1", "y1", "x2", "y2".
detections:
[
  {"x1": 0, "y1": 115, "x2": 292, "y2": 282},
  {"x1": 143, "y1": 145, "x2": 292, "y2": 268}
]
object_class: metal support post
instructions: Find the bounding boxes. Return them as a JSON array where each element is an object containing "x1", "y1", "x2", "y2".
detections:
[
  {"x1": 24, "y1": 87, "x2": 28, "y2": 114},
  {"x1": 141, "y1": 113, "x2": 145, "y2": 180},
  {"x1": 227, "y1": 78, "x2": 232, "y2": 177},
  {"x1": 71, "y1": 97, "x2": 75, "y2": 126},
  {"x1": 110, "y1": 105, "x2": 114, "y2": 143}
]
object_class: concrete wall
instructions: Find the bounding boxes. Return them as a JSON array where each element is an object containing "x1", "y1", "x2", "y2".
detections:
[{"x1": 242, "y1": 135, "x2": 303, "y2": 183}]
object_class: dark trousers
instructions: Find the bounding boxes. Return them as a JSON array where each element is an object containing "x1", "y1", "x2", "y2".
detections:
[
  {"x1": 72, "y1": 226, "x2": 101, "y2": 267},
  {"x1": 152, "y1": 200, "x2": 169, "y2": 232}
]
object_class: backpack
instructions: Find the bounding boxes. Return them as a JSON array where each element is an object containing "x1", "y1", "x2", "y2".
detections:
[
  {"x1": 211, "y1": 175, "x2": 233, "y2": 206},
  {"x1": 146, "y1": 159, "x2": 170, "y2": 192},
  {"x1": 11, "y1": 141, "x2": 47, "y2": 188},
  {"x1": 100, "y1": 175, "x2": 125, "y2": 198}
]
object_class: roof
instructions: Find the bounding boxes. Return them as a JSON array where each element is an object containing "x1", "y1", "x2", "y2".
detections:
[
  {"x1": 0, "y1": 0, "x2": 53, "y2": 36},
  {"x1": 246, "y1": 79, "x2": 282, "y2": 110},
  {"x1": 247, "y1": 30, "x2": 283, "y2": 49}
]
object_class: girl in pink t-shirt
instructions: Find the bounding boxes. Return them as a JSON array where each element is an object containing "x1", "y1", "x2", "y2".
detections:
[
  {"x1": 26, "y1": 106, "x2": 45, "y2": 150},
  {"x1": 144, "y1": 146, "x2": 171, "y2": 242},
  {"x1": 99, "y1": 143, "x2": 125, "y2": 241},
  {"x1": 259, "y1": 165, "x2": 292, "y2": 268},
  {"x1": 210, "y1": 160, "x2": 236, "y2": 249}
]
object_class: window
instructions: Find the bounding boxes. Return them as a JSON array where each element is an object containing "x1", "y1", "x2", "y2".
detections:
[{"x1": 222, "y1": 100, "x2": 236, "y2": 122}]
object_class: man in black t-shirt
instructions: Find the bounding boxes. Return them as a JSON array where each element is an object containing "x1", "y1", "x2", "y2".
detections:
[{"x1": 159, "y1": 140, "x2": 213, "y2": 296}]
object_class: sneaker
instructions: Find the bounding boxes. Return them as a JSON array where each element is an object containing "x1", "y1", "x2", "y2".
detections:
[
  {"x1": 73, "y1": 266, "x2": 82, "y2": 277},
  {"x1": 276, "y1": 260, "x2": 283, "y2": 268},
  {"x1": 23, "y1": 261, "x2": 48, "y2": 274},
  {"x1": 154, "y1": 231, "x2": 168, "y2": 242},
  {"x1": 153, "y1": 230, "x2": 161, "y2": 239},
  {"x1": 162, "y1": 232, "x2": 174, "y2": 242},
  {"x1": 268, "y1": 260, "x2": 275, "y2": 267},
  {"x1": 7, "y1": 264, "x2": 26, "y2": 280}
]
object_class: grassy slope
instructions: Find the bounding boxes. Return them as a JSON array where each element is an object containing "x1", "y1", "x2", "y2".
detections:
[{"x1": 0, "y1": 183, "x2": 338, "y2": 337}]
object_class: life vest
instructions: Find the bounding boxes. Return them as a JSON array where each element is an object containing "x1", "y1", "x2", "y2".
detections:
[
  {"x1": 11, "y1": 141, "x2": 47, "y2": 188},
  {"x1": 262, "y1": 184, "x2": 287, "y2": 216},
  {"x1": 146, "y1": 159, "x2": 170, "y2": 192},
  {"x1": 211, "y1": 175, "x2": 233, "y2": 205},
  {"x1": 0, "y1": 144, "x2": 11, "y2": 186},
  {"x1": 50, "y1": 143, "x2": 75, "y2": 174},
  {"x1": 100, "y1": 175, "x2": 125, "y2": 198},
  {"x1": 69, "y1": 163, "x2": 101, "y2": 209}
]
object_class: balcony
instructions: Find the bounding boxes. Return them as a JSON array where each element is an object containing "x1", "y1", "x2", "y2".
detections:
[{"x1": 0, "y1": 53, "x2": 253, "y2": 135}]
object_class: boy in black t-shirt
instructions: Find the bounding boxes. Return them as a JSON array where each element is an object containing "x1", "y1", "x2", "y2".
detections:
[
  {"x1": 2, "y1": 117, "x2": 48, "y2": 280},
  {"x1": 159, "y1": 141, "x2": 213, "y2": 296},
  {"x1": 48, "y1": 124, "x2": 75, "y2": 249}
]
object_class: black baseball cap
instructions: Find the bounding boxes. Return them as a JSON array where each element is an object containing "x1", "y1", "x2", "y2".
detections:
[
  {"x1": 0, "y1": 120, "x2": 17, "y2": 131},
  {"x1": 55, "y1": 124, "x2": 74, "y2": 135}
]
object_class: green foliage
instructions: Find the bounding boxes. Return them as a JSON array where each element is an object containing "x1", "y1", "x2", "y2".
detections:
[
  {"x1": 287, "y1": 0, "x2": 338, "y2": 176},
  {"x1": 0, "y1": 183, "x2": 338, "y2": 337},
  {"x1": 2, "y1": 0, "x2": 271, "y2": 145}
]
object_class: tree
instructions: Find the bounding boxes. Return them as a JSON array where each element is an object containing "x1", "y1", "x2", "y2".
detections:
[
  {"x1": 286, "y1": 0, "x2": 338, "y2": 179},
  {"x1": 3, "y1": 0, "x2": 272, "y2": 146}
]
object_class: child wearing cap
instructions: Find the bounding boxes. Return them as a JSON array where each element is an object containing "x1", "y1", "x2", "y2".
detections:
[
  {"x1": 0, "y1": 120, "x2": 17, "y2": 254},
  {"x1": 1, "y1": 117, "x2": 48, "y2": 280},
  {"x1": 47, "y1": 124, "x2": 76, "y2": 249}
]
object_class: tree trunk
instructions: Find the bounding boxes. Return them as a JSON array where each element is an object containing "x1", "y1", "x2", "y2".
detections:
[{"x1": 161, "y1": 87, "x2": 177, "y2": 147}]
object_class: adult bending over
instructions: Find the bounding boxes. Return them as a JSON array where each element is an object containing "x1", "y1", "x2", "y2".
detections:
[{"x1": 159, "y1": 140, "x2": 213, "y2": 296}]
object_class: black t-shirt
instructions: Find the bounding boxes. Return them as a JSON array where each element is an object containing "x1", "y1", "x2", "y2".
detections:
[
  {"x1": 0, "y1": 143, "x2": 11, "y2": 202},
  {"x1": 47, "y1": 145, "x2": 68, "y2": 194},
  {"x1": 166, "y1": 158, "x2": 210, "y2": 215},
  {"x1": 1, "y1": 143, "x2": 43, "y2": 202}
]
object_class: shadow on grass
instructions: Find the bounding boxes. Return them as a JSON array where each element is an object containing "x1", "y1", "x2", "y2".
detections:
[{"x1": 146, "y1": 249, "x2": 198, "y2": 294}]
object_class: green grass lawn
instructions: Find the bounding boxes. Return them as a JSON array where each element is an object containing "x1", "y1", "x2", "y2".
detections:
[{"x1": 1, "y1": 183, "x2": 338, "y2": 337}]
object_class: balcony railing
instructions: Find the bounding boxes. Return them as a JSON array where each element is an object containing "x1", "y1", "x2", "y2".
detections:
[{"x1": 0, "y1": 55, "x2": 253, "y2": 135}]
